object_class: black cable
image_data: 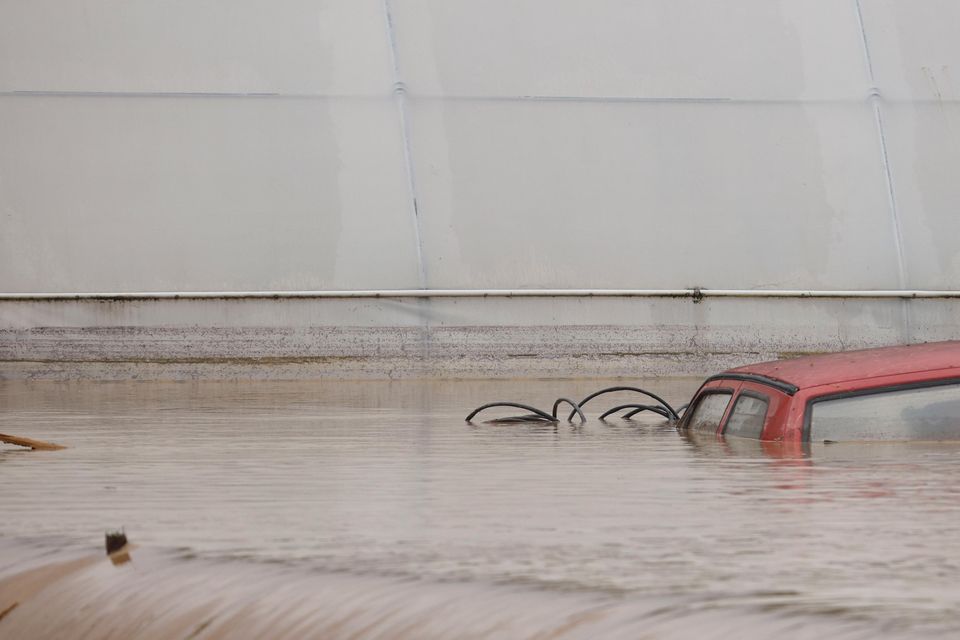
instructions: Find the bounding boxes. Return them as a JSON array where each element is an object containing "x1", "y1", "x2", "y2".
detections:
[
  {"x1": 468, "y1": 387, "x2": 681, "y2": 425},
  {"x1": 484, "y1": 414, "x2": 556, "y2": 424},
  {"x1": 602, "y1": 404, "x2": 671, "y2": 420},
  {"x1": 569, "y1": 386, "x2": 679, "y2": 421},
  {"x1": 623, "y1": 405, "x2": 670, "y2": 419},
  {"x1": 552, "y1": 397, "x2": 586, "y2": 423},
  {"x1": 465, "y1": 402, "x2": 557, "y2": 423}
]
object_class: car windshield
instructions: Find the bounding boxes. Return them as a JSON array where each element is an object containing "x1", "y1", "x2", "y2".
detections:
[{"x1": 809, "y1": 382, "x2": 960, "y2": 441}]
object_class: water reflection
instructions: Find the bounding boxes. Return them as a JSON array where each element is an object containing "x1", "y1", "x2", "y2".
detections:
[{"x1": 682, "y1": 426, "x2": 960, "y2": 465}]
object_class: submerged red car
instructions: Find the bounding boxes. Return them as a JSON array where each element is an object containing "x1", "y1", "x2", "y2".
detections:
[
  {"x1": 680, "y1": 341, "x2": 960, "y2": 442},
  {"x1": 467, "y1": 341, "x2": 960, "y2": 443}
]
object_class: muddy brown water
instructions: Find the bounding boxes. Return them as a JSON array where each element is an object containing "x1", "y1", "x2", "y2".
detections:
[{"x1": 1, "y1": 379, "x2": 959, "y2": 639}]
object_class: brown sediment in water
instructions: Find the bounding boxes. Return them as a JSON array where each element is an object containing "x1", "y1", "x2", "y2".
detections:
[
  {"x1": 0, "y1": 545, "x2": 920, "y2": 640},
  {"x1": 0, "y1": 546, "x2": 626, "y2": 640},
  {"x1": 0, "y1": 554, "x2": 98, "y2": 607}
]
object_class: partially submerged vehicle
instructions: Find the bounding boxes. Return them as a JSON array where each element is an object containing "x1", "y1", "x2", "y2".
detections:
[
  {"x1": 467, "y1": 341, "x2": 960, "y2": 442},
  {"x1": 683, "y1": 341, "x2": 960, "y2": 443}
]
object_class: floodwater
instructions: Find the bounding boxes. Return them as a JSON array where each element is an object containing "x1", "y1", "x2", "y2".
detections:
[{"x1": 1, "y1": 378, "x2": 959, "y2": 639}]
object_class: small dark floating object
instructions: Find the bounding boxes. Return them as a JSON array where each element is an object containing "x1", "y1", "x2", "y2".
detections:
[{"x1": 105, "y1": 529, "x2": 128, "y2": 555}]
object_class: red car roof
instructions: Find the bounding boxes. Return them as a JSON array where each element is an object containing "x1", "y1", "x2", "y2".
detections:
[{"x1": 725, "y1": 341, "x2": 960, "y2": 391}]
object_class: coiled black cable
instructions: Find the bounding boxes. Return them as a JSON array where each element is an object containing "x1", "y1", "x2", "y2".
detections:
[
  {"x1": 552, "y1": 398, "x2": 587, "y2": 423},
  {"x1": 568, "y1": 386, "x2": 680, "y2": 421},
  {"x1": 465, "y1": 402, "x2": 556, "y2": 422},
  {"x1": 465, "y1": 385, "x2": 680, "y2": 424}
]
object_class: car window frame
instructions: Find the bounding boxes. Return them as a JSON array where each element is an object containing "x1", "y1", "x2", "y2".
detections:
[
  {"x1": 802, "y1": 377, "x2": 960, "y2": 442},
  {"x1": 683, "y1": 387, "x2": 736, "y2": 434},
  {"x1": 722, "y1": 390, "x2": 770, "y2": 440}
]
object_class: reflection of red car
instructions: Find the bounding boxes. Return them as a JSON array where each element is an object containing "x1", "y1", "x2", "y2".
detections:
[{"x1": 680, "y1": 341, "x2": 960, "y2": 442}]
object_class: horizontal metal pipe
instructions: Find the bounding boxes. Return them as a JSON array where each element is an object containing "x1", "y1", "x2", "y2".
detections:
[
  {"x1": 2, "y1": 289, "x2": 960, "y2": 301},
  {"x1": 4, "y1": 90, "x2": 957, "y2": 106}
]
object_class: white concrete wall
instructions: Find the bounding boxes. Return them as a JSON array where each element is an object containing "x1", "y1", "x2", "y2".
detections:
[{"x1": 2, "y1": 1, "x2": 959, "y2": 377}]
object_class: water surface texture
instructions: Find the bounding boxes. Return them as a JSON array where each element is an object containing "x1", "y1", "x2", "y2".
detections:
[{"x1": 1, "y1": 379, "x2": 959, "y2": 638}]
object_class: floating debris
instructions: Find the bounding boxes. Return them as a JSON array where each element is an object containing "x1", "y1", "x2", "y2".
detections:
[
  {"x1": 0, "y1": 602, "x2": 17, "y2": 622},
  {"x1": 0, "y1": 433, "x2": 66, "y2": 451},
  {"x1": 105, "y1": 530, "x2": 128, "y2": 555},
  {"x1": 105, "y1": 530, "x2": 133, "y2": 566}
]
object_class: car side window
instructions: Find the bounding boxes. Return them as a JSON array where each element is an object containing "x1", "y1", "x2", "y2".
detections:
[
  {"x1": 723, "y1": 393, "x2": 769, "y2": 439},
  {"x1": 686, "y1": 392, "x2": 732, "y2": 433},
  {"x1": 809, "y1": 382, "x2": 960, "y2": 441}
]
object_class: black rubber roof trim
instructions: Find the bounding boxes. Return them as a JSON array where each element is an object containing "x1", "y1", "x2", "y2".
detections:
[{"x1": 704, "y1": 373, "x2": 800, "y2": 396}]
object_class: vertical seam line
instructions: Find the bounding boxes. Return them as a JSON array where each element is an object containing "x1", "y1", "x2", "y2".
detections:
[
  {"x1": 854, "y1": 0, "x2": 908, "y2": 289},
  {"x1": 382, "y1": 0, "x2": 427, "y2": 289}
]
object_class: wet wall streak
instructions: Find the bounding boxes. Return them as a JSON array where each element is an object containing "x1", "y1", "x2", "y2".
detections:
[{"x1": 2, "y1": 297, "x2": 959, "y2": 379}]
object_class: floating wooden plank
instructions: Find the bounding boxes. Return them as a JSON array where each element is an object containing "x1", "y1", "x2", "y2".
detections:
[
  {"x1": 0, "y1": 433, "x2": 66, "y2": 451},
  {"x1": 0, "y1": 602, "x2": 17, "y2": 622}
]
